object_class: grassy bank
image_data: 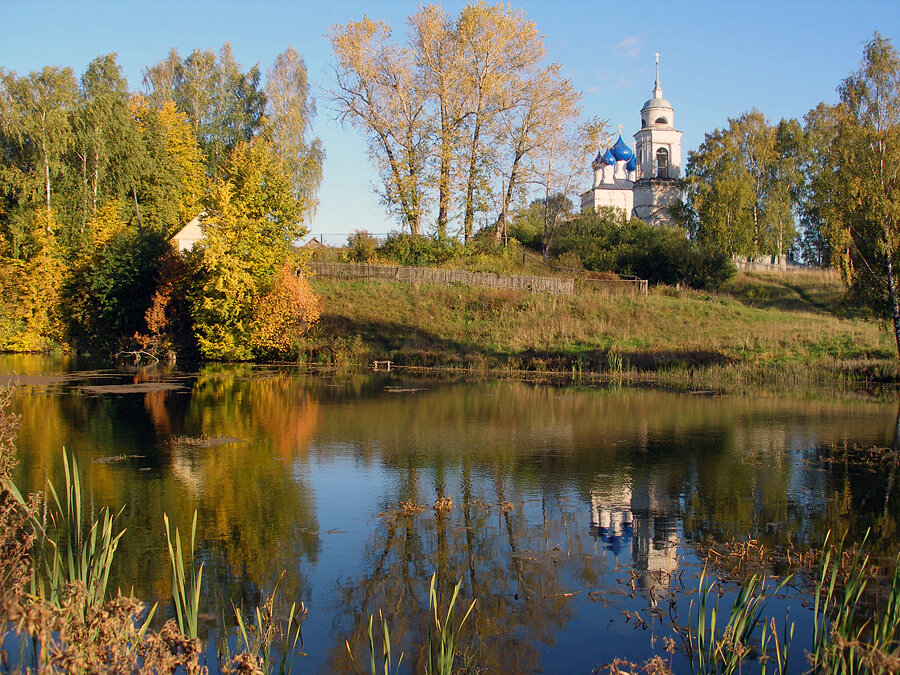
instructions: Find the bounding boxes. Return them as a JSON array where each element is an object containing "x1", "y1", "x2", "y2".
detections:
[{"x1": 307, "y1": 268, "x2": 897, "y2": 389}]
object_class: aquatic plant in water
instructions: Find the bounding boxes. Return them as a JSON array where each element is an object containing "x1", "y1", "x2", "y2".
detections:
[{"x1": 346, "y1": 573, "x2": 476, "y2": 675}]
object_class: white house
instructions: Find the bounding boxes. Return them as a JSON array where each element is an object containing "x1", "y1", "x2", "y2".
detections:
[{"x1": 170, "y1": 213, "x2": 205, "y2": 252}]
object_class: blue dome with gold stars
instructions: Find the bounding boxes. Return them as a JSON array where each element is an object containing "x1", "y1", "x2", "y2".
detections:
[{"x1": 610, "y1": 135, "x2": 633, "y2": 162}]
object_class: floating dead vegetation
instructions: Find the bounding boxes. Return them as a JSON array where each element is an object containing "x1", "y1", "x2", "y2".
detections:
[
  {"x1": 1, "y1": 373, "x2": 68, "y2": 388},
  {"x1": 695, "y1": 535, "x2": 881, "y2": 585},
  {"x1": 81, "y1": 382, "x2": 187, "y2": 394},
  {"x1": 91, "y1": 454, "x2": 145, "y2": 464},
  {"x1": 378, "y1": 496, "x2": 515, "y2": 520},
  {"x1": 168, "y1": 435, "x2": 245, "y2": 449},
  {"x1": 811, "y1": 442, "x2": 900, "y2": 468},
  {"x1": 384, "y1": 386, "x2": 430, "y2": 393},
  {"x1": 698, "y1": 536, "x2": 820, "y2": 578},
  {"x1": 433, "y1": 496, "x2": 453, "y2": 515},
  {"x1": 399, "y1": 500, "x2": 426, "y2": 515}
]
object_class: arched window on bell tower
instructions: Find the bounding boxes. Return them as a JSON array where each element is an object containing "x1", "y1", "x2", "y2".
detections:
[{"x1": 656, "y1": 148, "x2": 669, "y2": 178}]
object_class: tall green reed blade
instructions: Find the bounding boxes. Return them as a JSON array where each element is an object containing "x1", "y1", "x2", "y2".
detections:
[
  {"x1": 812, "y1": 529, "x2": 876, "y2": 672},
  {"x1": 871, "y1": 551, "x2": 900, "y2": 654},
  {"x1": 345, "y1": 609, "x2": 402, "y2": 675},
  {"x1": 689, "y1": 567, "x2": 792, "y2": 675},
  {"x1": 37, "y1": 448, "x2": 125, "y2": 611},
  {"x1": 163, "y1": 510, "x2": 204, "y2": 639},
  {"x1": 282, "y1": 601, "x2": 306, "y2": 675},
  {"x1": 427, "y1": 573, "x2": 476, "y2": 675}
]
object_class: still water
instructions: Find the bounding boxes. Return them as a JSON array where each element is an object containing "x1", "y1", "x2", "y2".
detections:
[{"x1": 3, "y1": 354, "x2": 899, "y2": 673}]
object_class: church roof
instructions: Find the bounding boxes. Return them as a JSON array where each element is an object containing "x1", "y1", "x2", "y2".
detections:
[
  {"x1": 642, "y1": 96, "x2": 673, "y2": 111},
  {"x1": 625, "y1": 156, "x2": 636, "y2": 172},
  {"x1": 611, "y1": 135, "x2": 633, "y2": 162},
  {"x1": 601, "y1": 149, "x2": 616, "y2": 166}
]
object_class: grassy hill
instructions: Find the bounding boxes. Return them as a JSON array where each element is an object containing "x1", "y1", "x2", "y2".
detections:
[{"x1": 306, "y1": 267, "x2": 896, "y2": 390}]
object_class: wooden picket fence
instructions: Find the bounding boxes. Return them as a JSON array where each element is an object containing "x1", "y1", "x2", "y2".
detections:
[{"x1": 308, "y1": 262, "x2": 575, "y2": 295}]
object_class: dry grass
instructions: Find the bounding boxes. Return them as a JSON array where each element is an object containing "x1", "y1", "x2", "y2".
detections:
[{"x1": 307, "y1": 269, "x2": 895, "y2": 387}]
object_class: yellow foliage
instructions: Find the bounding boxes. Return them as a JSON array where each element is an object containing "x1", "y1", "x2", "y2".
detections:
[
  {"x1": 250, "y1": 262, "x2": 320, "y2": 357},
  {"x1": 85, "y1": 200, "x2": 126, "y2": 252},
  {"x1": 130, "y1": 95, "x2": 206, "y2": 227},
  {"x1": 157, "y1": 101, "x2": 207, "y2": 224},
  {"x1": 0, "y1": 211, "x2": 66, "y2": 351}
]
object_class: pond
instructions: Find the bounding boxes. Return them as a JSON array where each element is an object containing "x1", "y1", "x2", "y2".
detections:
[{"x1": 2, "y1": 354, "x2": 899, "y2": 673}]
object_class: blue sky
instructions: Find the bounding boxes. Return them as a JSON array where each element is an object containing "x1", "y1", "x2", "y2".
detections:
[{"x1": 2, "y1": 1, "x2": 898, "y2": 244}]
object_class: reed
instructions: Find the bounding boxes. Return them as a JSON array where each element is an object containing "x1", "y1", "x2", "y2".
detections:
[
  {"x1": 163, "y1": 510, "x2": 203, "y2": 639},
  {"x1": 684, "y1": 569, "x2": 792, "y2": 675},
  {"x1": 228, "y1": 575, "x2": 307, "y2": 674},
  {"x1": 344, "y1": 611, "x2": 403, "y2": 675},
  {"x1": 346, "y1": 573, "x2": 475, "y2": 675},
  {"x1": 33, "y1": 448, "x2": 126, "y2": 612},
  {"x1": 427, "y1": 573, "x2": 476, "y2": 675},
  {"x1": 811, "y1": 529, "x2": 900, "y2": 673}
]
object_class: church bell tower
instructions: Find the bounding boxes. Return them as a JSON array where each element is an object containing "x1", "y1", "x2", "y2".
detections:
[{"x1": 632, "y1": 54, "x2": 683, "y2": 227}]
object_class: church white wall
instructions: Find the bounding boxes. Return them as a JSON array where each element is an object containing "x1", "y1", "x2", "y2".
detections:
[
  {"x1": 633, "y1": 180, "x2": 682, "y2": 227},
  {"x1": 583, "y1": 182, "x2": 634, "y2": 217}
]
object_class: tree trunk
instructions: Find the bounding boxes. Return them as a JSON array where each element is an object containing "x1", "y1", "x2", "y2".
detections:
[
  {"x1": 436, "y1": 104, "x2": 452, "y2": 239},
  {"x1": 463, "y1": 121, "x2": 482, "y2": 243},
  {"x1": 42, "y1": 144, "x2": 51, "y2": 221},
  {"x1": 40, "y1": 112, "x2": 51, "y2": 223},
  {"x1": 80, "y1": 148, "x2": 88, "y2": 232},
  {"x1": 494, "y1": 159, "x2": 520, "y2": 246},
  {"x1": 132, "y1": 187, "x2": 143, "y2": 230},
  {"x1": 887, "y1": 254, "x2": 900, "y2": 360},
  {"x1": 92, "y1": 120, "x2": 102, "y2": 216},
  {"x1": 437, "y1": 141, "x2": 451, "y2": 238}
]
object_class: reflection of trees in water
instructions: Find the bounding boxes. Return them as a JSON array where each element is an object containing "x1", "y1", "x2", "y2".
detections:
[
  {"x1": 8, "y1": 362, "x2": 900, "y2": 664},
  {"x1": 326, "y1": 464, "x2": 601, "y2": 673},
  {"x1": 9, "y1": 365, "x2": 326, "y2": 624},
  {"x1": 173, "y1": 368, "x2": 322, "y2": 614}
]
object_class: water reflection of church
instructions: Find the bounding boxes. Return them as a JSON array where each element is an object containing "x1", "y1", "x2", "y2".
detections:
[{"x1": 589, "y1": 474, "x2": 680, "y2": 581}]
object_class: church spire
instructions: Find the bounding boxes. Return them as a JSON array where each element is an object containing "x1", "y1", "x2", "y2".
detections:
[{"x1": 653, "y1": 52, "x2": 663, "y2": 99}]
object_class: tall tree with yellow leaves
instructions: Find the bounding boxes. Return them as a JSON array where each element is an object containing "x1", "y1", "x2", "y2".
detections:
[
  {"x1": 192, "y1": 139, "x2": 313, "y2": 360},
  {"x1": 455, "y1": 2, "x2": 545, "y2": 242},
  {"x1": 329, "y1": 18, "x2": 429, "y2": 235},
  {"x1": 330, "y1": 3, "x2": 585, "y2": 242}
]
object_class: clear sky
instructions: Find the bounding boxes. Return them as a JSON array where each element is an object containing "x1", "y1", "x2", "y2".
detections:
[{"x1": 2, "y1": 1, "x2": 898, "y2": 244}]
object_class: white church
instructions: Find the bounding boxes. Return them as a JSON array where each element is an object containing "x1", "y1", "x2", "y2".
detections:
[{"x1": 581, "y1": 55, "x2": 683, "y2": 228}]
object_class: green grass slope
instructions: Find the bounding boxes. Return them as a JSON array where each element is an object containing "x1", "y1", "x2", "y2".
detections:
[{"x1": 307, "y1": 269, "x2": 895, "y2": 388}]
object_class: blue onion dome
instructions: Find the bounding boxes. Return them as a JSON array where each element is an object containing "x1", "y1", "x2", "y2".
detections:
[
  {"x1": 591, "y1": 150, "x2": 605, "y2": 170},
  {"x1": 625, "y1": 156, "x2": 636, "y2": 172},
  {"x1": 610, "y1": 135, "x2": 633, "y2": 162},
  {"x1": 602, "y1": 148, "x2": 616, "y2": 166}
]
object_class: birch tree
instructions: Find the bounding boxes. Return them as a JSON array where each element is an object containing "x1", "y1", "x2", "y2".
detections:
[
  {"x1": 825, "y1": 33, "x2": 900, "y2": 358},
  {"x1": 329, "y1": 18, "x2": 429, "y2": 235},
  {"x1": 684, "y1": 110, "x2": 798, "y2": 259},
  {"x1": 265, "y1": 47, "x2": 324, "y2": 212},
  {"x1": 0, "y1": 66, "x2": 78, "y2": 222},
  {"x1": 455, "y1": 3, "x2": 544, "y2": 241}
]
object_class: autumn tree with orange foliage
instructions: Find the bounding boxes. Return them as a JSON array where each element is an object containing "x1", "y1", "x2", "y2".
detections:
[{"x1": 251, "y1": 262, "x2": 321, "y2": 358}]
